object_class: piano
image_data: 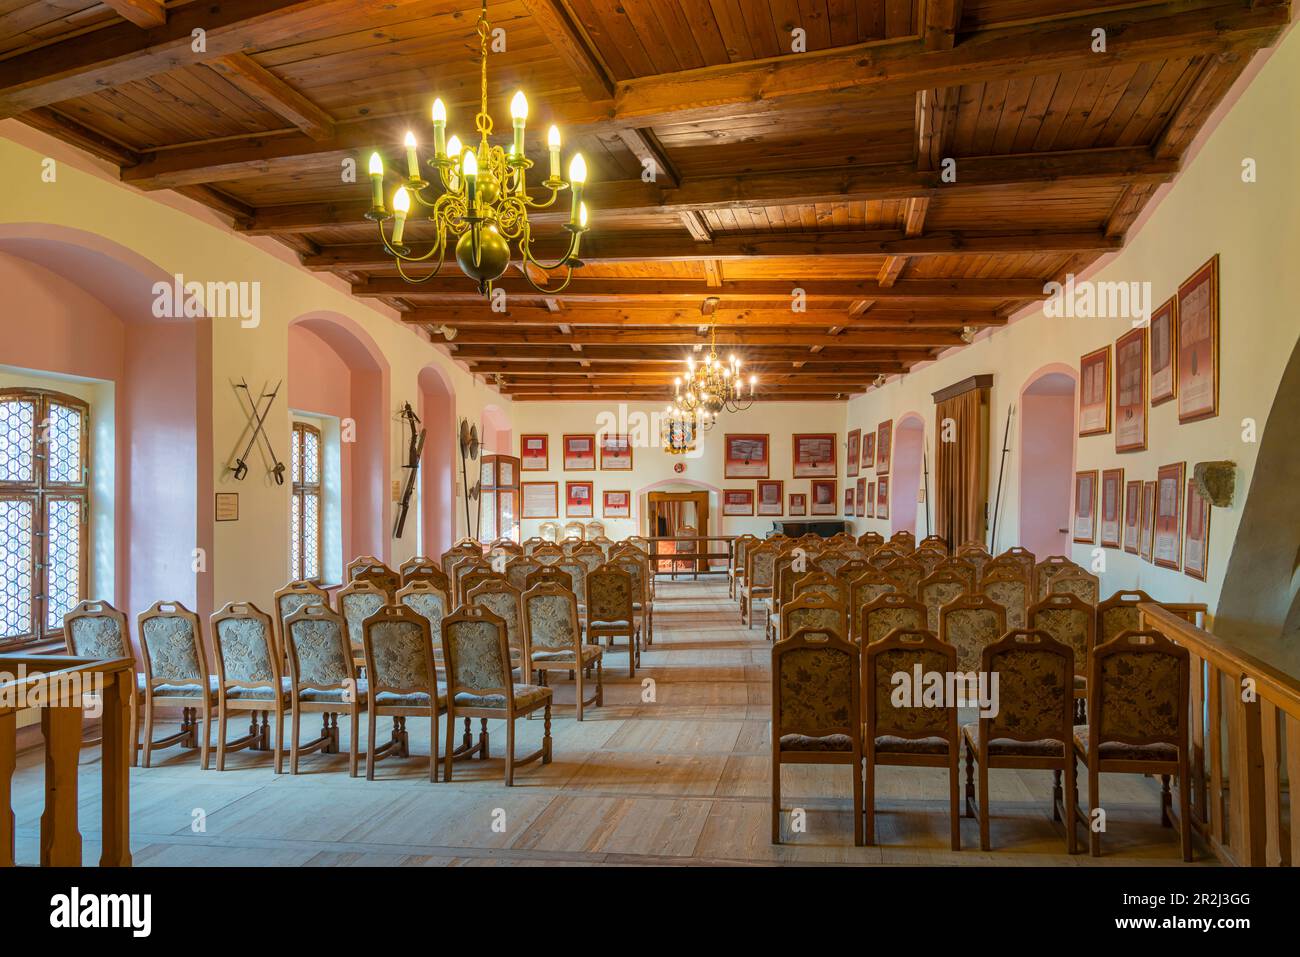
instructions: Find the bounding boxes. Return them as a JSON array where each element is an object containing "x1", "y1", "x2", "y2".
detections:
[{"x1": 769, "y1": 520, "x2": 851, "y2": 538}]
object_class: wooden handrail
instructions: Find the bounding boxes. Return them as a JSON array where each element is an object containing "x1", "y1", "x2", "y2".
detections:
[
  {"x1": 0, "y1": 653, "x2": 134, "y2": 867},
  {"x1": 1140, "y1": 604, "x2": 1299, "y2": 867}
]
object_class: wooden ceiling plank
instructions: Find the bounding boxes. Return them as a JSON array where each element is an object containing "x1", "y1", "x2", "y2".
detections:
[
  {"x1": 207, "y1": 53, "x2": 336, "y2": 141},
  {"x1": 424, "y1": 327, "x2": 967, "y2": 348},
  {"x1": 922, "y1": 0, "x2": 962, "y2": 52},
  {"x1": 101, "y1": 0, "x2": 167, "y2": 30},
  {"x1": 518, "y1": 0, "x2": 616, "y2": 101}
]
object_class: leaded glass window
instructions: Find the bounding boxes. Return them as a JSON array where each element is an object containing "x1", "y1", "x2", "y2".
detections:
[
  {"x1": 290, "y1": 422, "x2": 322, "y2": 582},
  {"x1": 0, "y1": 389, "x2": 89, "y2": 644}
]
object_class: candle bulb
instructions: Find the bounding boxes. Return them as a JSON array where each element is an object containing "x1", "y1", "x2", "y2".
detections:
[
  {"x1": 368, "y1": 152, "x2": 384, "y2": 210},
  {"x1": 510, "y1": 91, "x2": 528, "y2": 158},
  {"x1": 463, "y1": 148, "x2": 478, "y2": 209},
  {"x1": 568, "y1": 153, "x2": 587, "y2": 225},
  {"x1": 547, "y1": 125, "x2": 561, "y2": 180},
  {"x1": 403, "y1": 131, "x2": 419, "y2": 180},
  {"x1": 446, "y1": 135, "x2": 462, "y2": 188},
  {"x1": 431, "y1": 99, "x2": 447, "y2": 157},
  {"x1": 572, "y1": 202, "x2": 588, "y2": 257},
  {"x1": 391, "y1": 186, "x2": 410, "y2": 244}
]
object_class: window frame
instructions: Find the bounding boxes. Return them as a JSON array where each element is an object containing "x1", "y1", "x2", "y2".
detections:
[
  {"x1": 0, "y1": 387, "x2": 90, "y2": 646},
  {"x1": 290, "y1": 420, "x2": 323, "y2": 584}
]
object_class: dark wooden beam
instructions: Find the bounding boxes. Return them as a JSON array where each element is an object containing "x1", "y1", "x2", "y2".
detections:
[
  {"x1": 450, "y1": 344, "x2": 933, "y2": 361},
  {"x1": 18, "y1": 107, "x2": 140, "y2": 166},
  {"x1": 518, "y1": 0, "x2": 615, "y2": 101},
  {"x1": 923, "y1": 0, "x2": 963, "y2": 51},
  {"x1": 102, "y1": 0, "x2": 167, "y2": 29},
  {"x1": 445, "y1": 327, "x2": 966, "y2": 348},
  {"x1": 207, "y1": 53, "x2": 335, "y2": 141},
  {"x1": 403, "y1": 306, "x2": 1005, "y2": 330}
]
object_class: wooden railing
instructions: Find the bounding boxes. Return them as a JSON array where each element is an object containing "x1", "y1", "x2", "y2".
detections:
[
  {"x1": 644, "y1": 535, "x2": 736, "y2": 578},
  {"x1": 1140, "y1": 603, "x2": 1299, "y2": 867},
  {"x1": 0, "y1": 653, "x2": 134, "y2": 867}
]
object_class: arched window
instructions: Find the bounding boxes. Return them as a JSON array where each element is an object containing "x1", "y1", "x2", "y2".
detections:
[
  {"x1": 290, "y1": 421, "x2": 322, "y2": 582},
  {"x1": 0, "y1": 388, "x2": 89, "y2": 644}
]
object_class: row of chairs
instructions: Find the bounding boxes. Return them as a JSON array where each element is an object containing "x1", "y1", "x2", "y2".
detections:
[{"x1": 771, "y1": 623, "x2": 1193, "y2": 860}]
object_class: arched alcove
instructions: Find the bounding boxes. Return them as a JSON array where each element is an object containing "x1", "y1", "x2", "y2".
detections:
[
  {"x1": 892, "y1": 413, "x2": 926, "y2": 536},
  {"x1": 1017, "y1": 364, "x2": 1078, "y2": 559},
  {"x1": 287, "y1": 311, "x2": 391, "y2": 565},
  {"x1": 418, "y1": 364, "x2": 456, "y2": 556},
  {"x1": 482, "y1": 403, "x2": 512, "y2": 456}
]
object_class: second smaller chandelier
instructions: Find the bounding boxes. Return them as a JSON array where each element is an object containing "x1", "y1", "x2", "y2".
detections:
[{"x1": 673, "y1": 327, "x2": 757, "y2": 429}]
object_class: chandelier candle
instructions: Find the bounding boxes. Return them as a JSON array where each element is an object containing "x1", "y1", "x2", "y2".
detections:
[
  {"x1": 548, "y1": 125, "x2": 561, "y2": 181},
  {"x1": 403, "y1": 131, "x2": 420, "y2": 180},
  {"x1": 391, "y1": 187, "x2": 410, "y2": 245},
  {"x1": 432, "y1": 99, "x2": 446, "y2": 157},
  {"x1": 368, "y1": 153, "x2": 385, "y2": 213}
]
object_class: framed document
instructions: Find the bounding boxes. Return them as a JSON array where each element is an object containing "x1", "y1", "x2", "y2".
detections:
[
  {"x1": 1183, "y1": 481, "x2": 1211, "y2": 581},
  {"x1": 1123, "y1": 480, "x2": 1142, "y2": 554},
  {"x1": 723, "y1": 489, "x2": 754, "y2": 516},
  {"x1": 1079, "y1": 346, "x2": 1111, "y2": 436},
  {"x1": 862, "y1": 431, "x2": 876, "y2": 470},
  {"x1": 810, "y1": 479, "x2": 837, "y2": 515},
  {"x1": 1177, "y1": 255, "x2": 1219, "y2": 423},
  {"x1": 724, "y1": 433, "x2": 769, "y2": 479},
  {"x1": 876, "y1": 477, "x2": 890, "y2": 520},
  {"x1": 215, "y1": 492, "x2": 239, "y2": 522},
  {"x1": 844, "y1": 486, "x2": 855, "y2": 516},
  {"x1": 1100, "y1": 469, "x2": 1124, "y2": 548},
  {"x1": 521, "y1": 481, "x2": 558, "y2": 519},
  {"x1": 1115, "y1": 327, "x2": 1147, "y2": 452},
  {"x1": 565, "y1": 480, "x2": 594, "y2": 517},
  {"x1": 602, "y1": 489, "x2": 631, "y2": 518},
  {"x1": 1140, "y1": 481, "x2": 1157, "y2": 563},
  {"x1": 847, "y1": 429, "x2": 861, "y2": 477},
  {"x1": 876, "y1": 421, "x2": 893, "y2": 475},
  {"x1": 855, "y1": 478, "x2": 866, "y2": 518},
  {"x1": 793, "y1": 433, "x2": 836, "y2": 478},
  {"x1": 866, "y1": 482, "x2": 876, "y2": 518},
  {"x1": 756, "y1": 479, "x2": 783, "y2": 516},
  {"x1": 788, "y1": 493, "x2": 807, "y2": 517},
  {"x1": 1073, "y1": 470, "x2": 1097, "y2": 544},
  {"x1": 599, "y1": 433, "x2": 633, "y2": 470},
  {"x1": 1149, "y1": 296, "x2": 1177, "y2": 406},
  {"x1": 520, "y1": 434, "x2": 548, "y2": 471},
  {"x1": 1153, "y1": 462, "x2": 1185, "y2": 569},
  {"x1": 562, "y1": 434, "x2": 595, "y2": 470}
]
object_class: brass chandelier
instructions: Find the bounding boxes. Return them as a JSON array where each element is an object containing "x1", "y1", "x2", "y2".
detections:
[
  {"x1": 364, "y1": 0, "x2": 589, "y2": 294},
  {"x1": 672, "y1": 327, "x2": 757, "y2": 429}
]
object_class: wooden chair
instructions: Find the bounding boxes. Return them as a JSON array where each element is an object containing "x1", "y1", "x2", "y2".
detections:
[
  {"x1": 1029, "y1": 593, "x2": 1095, "y2": 721},
  {"x1": 361, "y1": 603, "x2": 445, "y2": 782},
  {"x1": 399, "y1": 556, "x2": 450, "y2": 592},
  {"x1": 1034, "y1": 555, "x2": 1080, "y2": 599},
  {"x1": 934, "y1": 556, "x2": 977, "y2": 592},
  {"x1": 505, "y1": 556, "x2": 543, "y2": 591},
  {"x1": 917, "y1": 570, "x2": 968, "y2": 632},
  {"x1": 857, "y1": 531, "x2": 885, "y2": 549},
  {"x1": 562, "y1": 524, "x2": 585, "y2": 543},
  {"x1": 347, "y1": 557, "x2": 400, "y2": 599},
  {"x1": 817, "y1": 551, "x2": 851, "y2": 577},
  {"x1": 863, "y1": 628, "x2": 961, "y2": 850},
  {"x1": 453, "y1": 557, "x2": 495, "y2": 603},
  {"x1": 956, "y1": 543, "x2": 991, "y2": 580},
  {"x1": 538, "y1": 521, "x2": 560, "y2": 543},
  {"x1": 836, "y1": 558, "x2": 870, "y2": 583},
  {"x1": 586, "y1": 563, "x2": 641, "y2": 676},
  {"x1": 912, "y1": 548, "x2": 944, "y2": 577},
  {"x1": 584, "y1": 521, "x2": 605, "y2": 540},
  {"x1": 729, "y1": 534, "x2": 758, "y2": 600},
  {"x1": 980, "y1": 564, "x2": 1031, "y2": 629},
  {"x1": 741, "y1": 543, "x2": 777, "y2": 628},
  {"x1": 888, "y1": 530, "x2": 916, "y2": 553},
  {"x1": 532, "y1": 543, "x2": 564, "y2": 565},
  {"x1": 882, "y1": 556, "x2": 924, "y2": 597},
  {"x1": 868, "y1": 546, "x2": 905, "y2": 569},
  {"x1": 338, "y1": 579, "x2": 387, "y2": 655},
  {"x1": 572, "y1": 544, "x2": 605, "y2": 576},
  {"x1": 847, "y1": 570, "x2": 898, "y2": 638},
  {"x1": 273, "y1": 580, "x2": 330, "y2": 663},
  {"x1": 441, "y1": 605, "x2": 553, "y2": 785},
  {"x1": 397, "y1": 579, "x2": 450, "y2": 664},
  {"x1": 526, "y1": 565, "x2": 573, "y2": 591},
  {"x1": 64, "y1": 599, "x2": 141, "y2": 766},
  {"x1": 282, "y1": 603, "x2": 366, "y2": 776},
  {"x1": 860, "y1": 593, "x2": 926, "y2": 646},
  {"x1": 917, "y1": 535, "x2": 949, "y2": 555},
  {"x1": 938, "y1": 593, "x2": 1007, "y2": 673},
  {"x1": 792, "y1": 570, "x2": 848, "y2": 607},
  {"x1": 766, "y1": 551, "x2": 817, "y2": 641},
  {"x1": 489, "y1": 539, "x2": 524, "y2": 557},
  {"x1": 522, "y1": 536, "x2": 546, "y2": 554},
  {"x1": 209, "y1": 602, "x2": 284, "y2": 772},
  {"x1": 771, "y1": 625, "x2": 862, "y2": 845},
  {"x1": 1096, "y1": 589, "x2": 1155, "y2": 646},
  {"x1": 610, "y1": 552, "x2": 652, "y2": 645},
  {"x1": 137, "y1": 600, "x2": 212, "y2": 769},
  {"x1": 1049, "y1": 567, "x2": 1100, "y2": 607},
  {"x1": 467, "y1": 578, "x2": 526, "y2": 675},
  {"x1": 1071, "y1": 629, "x2": 1192, "y2": 860},
  {"x1": 523, "y1": 583, "x2": 603, "y2": 719},
  {"x1": 555, "y1": 558, "x2": 589, "y2": 610},
  {"x1": 994, "y1": 546, "x2": 1036, "y2": 591},
  {"x1": 962, "y1": 629, "x2": 1077, "y2": 852},
  {"x1": 590, "y1": 535, "x2": 615, "y2": 557},
  {"x1": 780, "y1": 591, "x2": 848, "y2": 642}
]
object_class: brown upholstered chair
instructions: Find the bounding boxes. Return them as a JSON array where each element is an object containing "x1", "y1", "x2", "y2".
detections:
[
  {"x1": 859, "y1": 593, "x2": 925, "y2": 646},
  {"x1": 137, "y1": 601, "x2": 212, "y2": 769},
  {"x1": 523, "y1": 583, "x2": 603, "y2": 719},
  {"x1": 346, "y1": 557, "x2": 400, "y2": 599},
  {"x1": 360, "y1": 603, "x2": 445, "y2": 782},
  {"x1": 586, "y1": 563, "x2": 640, "y2": 677},
  {"x1": 1096, "y1": 589, "x2": 1156, "y2": 646},
  {"x1": 1029, "y1": 592, "x2": 1095, "y2": 720},
  {"x1": 209, "y1": 602, "x2": 285, "y2": 772},
  {"x1": 1049, "y1": 567, "x2": 1100, "y2": 606},
  {"x1": 938, "y1": 592, "x2": 1007, "y2": 674},
  {"x1": 1034, "y1": 555, "x2": 1080, "y2": 599},
  {"x1": 399, "y1": 556, "x2": 449, "y2": 591},
  {"x1": 980, "y1": 564, "x2": 1031, "y2": 630},
  {"x1": 917, "y1": 570, "x2": 968, "y2": 632},
  {"x1": 282, "y1": 603, "x2": 366, "y2": 776},
  {"x1": 64, "y1": 599, "x2": 140, "y2": 766},
  {"x1": 780, "y1": 591, "x2": 849, "y2": 642},
  {"x1": 338, "y1": 579, "x2": 387, "y2": 655}
]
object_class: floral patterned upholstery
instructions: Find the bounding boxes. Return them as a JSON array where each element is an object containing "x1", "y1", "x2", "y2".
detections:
[
  {"x1": 883, "y1": 560, "x2": 923, "y2": 596},
  {"x1": 1100, "y1": 605, "x2": 1142, "y2": 644},
  {"x1": 942, "y1": 608, "x2": 1004, "y2": 672},
  {"x1": 784, "y1": 605, "x2": 845, "y2": 639},
  {"x1": 920, "y1": 581, "x2": 966, "y2": 631},
  {"x1": 277, "y1": 590, "x2": 325, "y2": 629},
  {"x1": 444, "y1": 618, "x2": 509, "y2": 692},
  {"x1": 1031, "y1": 607, "x2": 1090, "y2": 672},
  {"x1": 556, "y1": 562, "x2": 587, "y2": 605},
  {"x1": 776, "y1": 645, "x2": 853, "y2": 738},
  {"x1": 69, "y1": 614, "x2": 129, "y2": 659},
  {"x1": 780, "y1": 733, "x2": 853, "y2": 752},
  {"x1": 795, "y1": 578, "x2": 847, "y2": 605},
  {"x1": 286, "y1": 617, "x2": 351, "y2": 689},
  {"x1": 747, "y1": 549, "x2": 776, "y2": 590},
  {"x1": 818, "y1": 555, "x2": 849, "y2": 577},
  {"x1": 469, "y1": 589, "x2": 524, "y2": 655},
  {"x1": 525, "y1": 593, "x2": 577, "y2": 651},
  {"x1": 214, "y1": 616, "x2": 275, "y2": 685},
  {"x1": 913, "y1": 550, "x2": 943, "y2": 576},
  {"x1": 532, "y1": 645, "x2": 602, "y2": 664},
  {"x1": 870, "y1": 647, "x2": 950, "y2": 736},
  {"x1": 983, "y1": 581, "x2": 1027, "y2": 629},
  {"x1": 873, "y1": 735, "x2": 949, "y2": 754},
  {"x1": 1035, "y1": 561, "x2": 1076, "y2": 599},
  {"x1": 141, "y1": 614, "x2": 202, "y2": 683},
  {"x1": 375, "y1": 687, "x2": 447, "y2": 708},
  {"x1": 587, "y1": 568, "x2": 632, "y2": 624},
  {"x1": 864, "y1": 605, "x2": 923, "y2": 645},
  {"x1": 506, "y1": 560, "x2": 543, "y2": 590},
  {"x1": 454, "y1": 685, "x2": 551, "y2": 710},
  {"x1": 1096, "y1": 649, "x2": 1183, "y2": 742},
  {"x1": 1072, "y1": 724, "x2": 1177, "y2": 761},
  {"x1": 985, "y1": 646, "x2": 1069, "y2": 741},
  {"x1": 400, "y1": 589, "x2": 450, "y2": 644},
  {"x1": 850, "y1": 580, "x2": 896, "y2": 618},
  {"x1": 1050, "y1": 574, "x2": 1099, "y2": 606},
  {"x1": 366, "y1": 618, "x2": 432, "y2": 691},
  {"x1": 354, "y1": 565, "x2": 399, "y2": 598},
  {"x1": 961, "y1": 722, "x2": 1065, "y2": 757},
  {"x1": 937, "y1": 561, "x2": 977, "y2": 591},
  {"x1": 341, "y1": 590, "x2": 385, "y2": 647}
]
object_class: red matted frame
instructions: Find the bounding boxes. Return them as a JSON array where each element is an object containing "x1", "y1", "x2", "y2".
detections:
[
  {"x1": 810, "y1": 479, "x2": 837, "y2": 515},
  {"x1": 1176, "y1": 255, "x2": 1219, "y2": 423},
  {"x1": 862, "y1": 431, "x2": 876, "y2": 470},
  {"x1": 520, "y1": 434, "x2": 549, "y2": 471},
  {"x1": 1183, "y1": 481, "x2": 1211, "y2": 581},
  {"x1": 844, "y1": 486, "x2": 855, "y2": 516},
  {"x1": 722, "y1": 488, "x2": 754, "y2": 516},
  {"x1": 1079, "y1": 345, "x2": 1111, "y2": 436},
  {"x1": 562, "y1": 434, "x2": 596, "y2": 470},
  {"x1": 788, "y1": 493, "x2": 807, "y2": 517},
  {"x1": 1149, "y1": 295, "x2": 1178, "y2": 406},
  {"x1": 1115, "y1": 326, "x2": 1147, "y2": 453},
  {"x1": 1099, "y1": 468, "x2": 1124, "y2": 549},
  {"x1": 756, "y1": 479, "x2": 783, "y2": 516},
  {"x1": 1153, "y1": 461, "x2": 1185, "y2": 570},
  {"x1": 521, "y1": 481, "x2": 559, "y2": 519},
  {"x1": 875, "y1": 477, "x2": 890, "y2": 520},
  {"x1": 565, "y1": 480, "x2": 594, "y2": 517},
  {"x1": 792, "y1": 433, "x2": 837, "y2": 478},
  {"x1": 1072, "y1": 470, "x2": 1098, "y2": 544},
  {"x1": 1123, "y1": 480, "x2": 1142, "y2": 555},
  {"x1": 602, "y1": 489, "x2": 631, "y2": 518},
  {"x1": 847, "y1": 429, "x2": 860, "y2": 477},
  {"x1": 855, "y1": 478, "x2": 866, "y2": 518},
  {"x1": 724, "y1": 433, "x2": 769, "y2": 479},
  {"x1": 599, "y1": 433, "x2": 633, "y2": 471},
  {"x1": 876, "y1": 420, "x2": 893, "y2": 475}
]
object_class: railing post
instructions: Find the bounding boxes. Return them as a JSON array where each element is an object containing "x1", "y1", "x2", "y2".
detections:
[
  {"x1": 39, "y1": 705, "x2": 83, "y2": 867},
  {"x1": 99, "y1": 668, "x2": 133, "y2": 867},
  {"x1": 1227, "y1": 675, "x2": 1266, "y2": 866},
  {"x1": 0, "y1": 709, "x2": 14, "y2": 867},
  {"x1": 1260, "y1": 700, "x2": 1284, "y2": 866}
]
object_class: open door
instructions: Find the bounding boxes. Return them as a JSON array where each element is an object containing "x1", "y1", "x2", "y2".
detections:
[{"x1": 647, "y1": 490, "x2": 710, "y2": 574}]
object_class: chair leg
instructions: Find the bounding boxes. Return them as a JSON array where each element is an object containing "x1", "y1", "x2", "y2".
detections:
[
  {"x1": 505, "y1": 715, "x2": 515, "y2": 786},
  {"x1": 575, "y1": 662, "x2": 585, "y2": 722},
  {"x1": 964, "y1": 740, "x2": 975, "y2": 818},
  {"x1": 290, "y1": 705, "x2": 301, "y2": 774},
  {"x1": 273, "y1": 702, "x2": 283, "y2": 775},
  {"x1": 1088, "y1": 762, "x2": 1101, "y2": 857},
  {"x1": 141, "y1": 694, "x2": 154, "y2": 768},
  {"x1": 429, "y1": 709, "x2": 439, "y2": 783},
  {"x1": 1052, "y1": 769, "x2": 1062, "y2": 821},
  {"x1": 444, "y1": 710, "x2": 456, "y2": 783},
  {"x1": 348, "y1": 708, "x2": 360, "y2": 777},
  {"x1": 1179, "y1": 755, "x2": 1193, "y2": 862},
  {"x1": 1064, "y1": 756, "x2": 1078, "y2": 854},
  {"x1": 1160, "y1": 773, "x2": 1173, "y2": 827},
  {"x1": 216, "y1": 700, "x2": 228, "y2": 772},
  {"x1": 366, "y1": 707, "x2": 377, "y2": 781},
  {"x1": 852, "y1": 755, "x2": 864, "y2": 847},
  {"x1": 977, "y1": 757, "x2": 990, "y2": 852},
  {"x1": 771, "y1": 754, "x2": 781, "y2": 844},
  {"x1": 128, "y1": 692, "x2": 139, "y2": 768},
  {"x1": 542, "y1": 704, "x2": 552, "y2": 763},
  {"x1": 864, "y1": 755, "x2": 876, "y2": 845},
  {"x1": 198, "y1": 702, "x2": 210, "y2": 771},
  {"x1": 951, "y1": 752, "x2": 962, "y2": 852},
  {"x1": 595, "y1": 658, "x2": 603, "y2": 707}
]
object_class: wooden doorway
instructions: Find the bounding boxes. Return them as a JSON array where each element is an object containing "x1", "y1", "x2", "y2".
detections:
[{"x1": 647, "y1": 490, "x2": 710, "y2": 574}]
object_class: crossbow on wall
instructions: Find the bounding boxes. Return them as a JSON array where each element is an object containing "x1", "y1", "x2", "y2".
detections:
[{"x1": 393, "y1": 402, "x2": 426, "y2": 539}]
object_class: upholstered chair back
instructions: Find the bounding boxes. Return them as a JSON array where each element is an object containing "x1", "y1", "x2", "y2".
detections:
[
  {"x1": 939, "y1": 593, "x2": 1008, "y2": 673},
  {"x1": 505, "y1": 557, "x2": 543, "y2": 591},
  {"x1": 1096, "y1": 590, "x2": 1154, "y2": 646},
  {"x1": 857, "y1": 532, "x2": 885, "y2": 548},
  {"x1": 733, "y1": 534, "x2": 757, "y2": 571},
  {"x1": 918, "y1": 535, "x2": 949, "y2": 556},
  {"x1": 441, "y1": 606, "x2": 511, "y2": 698},
  {"x1": 1049, "y1": 568, "x2": 1100, "y2": 607},
  {"x1": 211, "y1": 602, "x2": 278, "y2": 689},
  {"x1": 362, "y1": 604, "x2": 434, "y2": 697},
  {"x1": 888, "y1": 530, "x2": 916, "y2": 553},
  {"x1": 523, "y1": 584, "x2": 580, "y2": 654},
  {"x1": 1029, "y1": 593, "x2": 1095, "y2": 676},
  {"x1": 934, "y1": 557, "x2": 977, "y2": 592},
  {"x1": 980, "y1": 566, "x2": 1031, "y2": 629},
  {"x1": 609, "y1": 555, "x2": 647, "y2": 604},
  {"x1": 918, "y1": 571, "x2": 968, "y2": 632},
  {"x1": 522, "y1": 537, "x2": 546, "y2": 554},
  {"x1": 793, "y1": 571, "x2": 847, "y2": 607},
  {"x1": 782, "y1": 591, "x2": 848, "y2": 642},
  {"x1": 398, "y1": 580, "x2": 451, "y2": 648},
  {"x1": 562, "y1": 525, "x2": 585, "y2": 545},
  {"x1": 956, "y1": 545, "x2": 991, "y2": 580},
  {"x1": 817, "y1": 552, "x2": 850, "y2": 577},
  {"x1": 555, "y1": 559, "x2": 588, "y2": 606},
  {"x1": 587, "y1": 564, "x2": 633, "y2": 626},
  {"x1": 773, "y1": 627, "x2": 858, "y2": 747},
  {"x1": 452, "y1": 557, "x2": 494, "y2": 600},
  {"x1": 573, "y1": 546, "x2": 604, "y2": 575},
  {"x1": 468, "y1": 579, "x2": 525, "y2": 659},
  {"x1": 339, "y1": 579, "x2": 387, "y2": 649},
  {"x1": 399, "y1": 557, "x2": 449, "y2": 592},
  {"x1": 1091, "y1": 629, "x2": 1188, "y2": 746},
  {"x1": 982, "y1": 629, "x2": 1073, "y2": 743},
  {"x1": 138, "y1": 601, "x2": 206, "y2": 685},
  {"x1": 1034, "y1": 556, "x2": 1080, "y2": 599},
  {"x1": 349, "y1": 560, "x2": 399, "y2": 600},
  {"x1": 526, "y1": 565, "x2": 573, "y2": 592},
  {"x1": 284, "y1": 604, "x2": 354, "y2": 692},
  {"x1": 882, "y1": 556, "x2": 924, "y2": 597},
  {"x1": 64, "y1": 600, "x2": 131, "y2": 660},
  {"x1": 746, "y1": 544, "x2": 777, "y2": 589},
  {"x1": 865, "y1": 629, "x2": 956, "y2": 740},
  {"x1": 861, "y1": 593, "x2": 926, "y2": 646},
  {"x1": 459, "y1": 567, "x2": 503, "y2": 604},
  {"x1": 274, "y1": 580, "x2": 330, "y2": 649},
  {"x1": 533, "y1": 544, "x2": 563, "y2": 565}
]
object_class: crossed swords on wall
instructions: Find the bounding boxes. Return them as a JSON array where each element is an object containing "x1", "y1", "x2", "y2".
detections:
[{"x1": 228, "y1": 379, "x2": 286, "y2": 484}]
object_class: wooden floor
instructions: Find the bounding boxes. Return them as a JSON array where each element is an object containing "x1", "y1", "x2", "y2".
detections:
[{"x1": 10, "y1": 581, "x2": 1209, "y2": 866}]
